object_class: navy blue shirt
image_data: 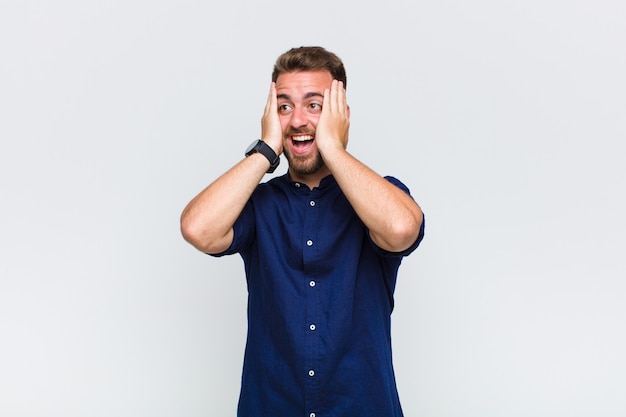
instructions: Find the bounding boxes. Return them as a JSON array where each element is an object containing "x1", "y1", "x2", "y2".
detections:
[{"x1": 213, "y1": 174, "x2": 424, "y2": 417}]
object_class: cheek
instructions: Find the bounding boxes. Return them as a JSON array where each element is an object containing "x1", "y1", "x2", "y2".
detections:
[{"x1": 306, "y1": 112, "x2": 320, "y2": 126}]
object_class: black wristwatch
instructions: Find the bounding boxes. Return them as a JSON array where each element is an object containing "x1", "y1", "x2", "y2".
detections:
[{"x1": 245, "y1": 139, "x2": 280, "y2": 173}]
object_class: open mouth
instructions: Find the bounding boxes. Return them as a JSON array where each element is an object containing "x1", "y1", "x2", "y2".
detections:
[{"x1": 291, "y1": 134, "x2": 315, "y2": 154}]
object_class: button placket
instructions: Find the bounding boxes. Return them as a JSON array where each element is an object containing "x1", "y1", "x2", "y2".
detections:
[{"x1": 303, "y1": 190, "x2": 321, "y2": 414}]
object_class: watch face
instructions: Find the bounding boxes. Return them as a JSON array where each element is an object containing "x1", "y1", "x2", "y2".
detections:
[{"x1": 245, "y1": 140, "x2": 261, "y2": 155}]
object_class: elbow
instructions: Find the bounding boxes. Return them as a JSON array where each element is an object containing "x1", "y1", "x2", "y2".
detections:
[
  {"x1": 180, "y1": 215, "x2": 203, "y2": 249},
  {"x1": 382, "y1": 209, "x2": 424, "y2": 252},
  {"x1": 396, "y1": 217, "x2": 423, "y2": 251},
  {"x1": 180, "y1": 214, "x2": 210, "y2": 253},
  {"x1": 180, "y1": 214, "x2": 230, "y2": 254}
]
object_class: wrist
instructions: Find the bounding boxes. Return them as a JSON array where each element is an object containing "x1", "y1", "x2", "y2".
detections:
[
  {"x1": 245, "y1": 139, "x2": 280, "y2": 173},
  {"x1": 261, "y1": 138, "x2": 282, "y2": 156},
  {"x1": 317, "y1": 138, "x2": 346, "y2": 157}
]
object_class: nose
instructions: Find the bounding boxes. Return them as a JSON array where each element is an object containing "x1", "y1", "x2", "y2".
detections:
[{"x1": 289, "y1": 106, "x2": 308, "y2": 129}]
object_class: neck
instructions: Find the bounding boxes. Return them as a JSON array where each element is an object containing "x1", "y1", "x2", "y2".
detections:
[{"x1": 288, "y1": 166, "x2": 332, "y2": 189}]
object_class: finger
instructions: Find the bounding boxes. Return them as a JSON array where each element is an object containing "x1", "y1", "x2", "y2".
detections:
[
  {"x1": 322, "y1": 86, "x2": 331, "y2": 116},
  {"x1": 329, "y1": 79, "x2": 339, "y2": 113},
  {"x1": 337, "y1": 81, "x2": 347, "y2": 115},
  {"x1": 264, "y1": 82, "x2": 276, "y2": 116}
]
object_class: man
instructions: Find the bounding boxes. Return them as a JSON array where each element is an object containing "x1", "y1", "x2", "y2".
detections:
[{"x1": 181, "y1": 46, "x2": 425, "y2": 417}]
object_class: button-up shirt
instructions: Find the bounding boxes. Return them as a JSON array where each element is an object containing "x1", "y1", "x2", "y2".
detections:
[{"x1": 213, "y1": 174, "x2": 424, "y2": 417}]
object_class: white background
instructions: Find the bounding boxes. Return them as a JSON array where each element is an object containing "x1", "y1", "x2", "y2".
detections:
[{"x1": 1, "y1": 0, "x2": 625, "y2": 416}]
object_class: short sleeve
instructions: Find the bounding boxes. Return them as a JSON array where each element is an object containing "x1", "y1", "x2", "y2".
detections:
[
  {"x1": 209, "y1": 199, "x2": 256, "y2": 257},
  {"x1": 367, "y1": 176, "x2": 425, "y2": 258}
]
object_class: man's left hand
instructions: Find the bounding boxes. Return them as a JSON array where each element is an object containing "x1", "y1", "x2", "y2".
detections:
[{"x1": 316, "y1": 80, "x2": 350, "y2": 155}]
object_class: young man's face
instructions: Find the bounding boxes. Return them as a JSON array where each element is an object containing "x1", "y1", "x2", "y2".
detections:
[{"x1": 275, "y1": 70, "x2": 333, "y2": 177}]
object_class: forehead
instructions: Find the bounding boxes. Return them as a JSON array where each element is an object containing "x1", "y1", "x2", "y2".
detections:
[{"x1": 275, "y1": 70, "x2": 333, "y2": 99}]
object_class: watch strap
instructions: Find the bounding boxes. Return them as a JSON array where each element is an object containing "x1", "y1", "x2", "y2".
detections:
[{"x1": 246, "y1": 140, "x2": 280, "y2": 173}]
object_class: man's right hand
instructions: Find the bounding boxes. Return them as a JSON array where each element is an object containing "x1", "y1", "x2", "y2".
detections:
[
  {"x1": 181, "y1": 82, "x2": 286, "y2": 254},
  {"x1": 261, "y1": 82, "x2": 283, "y2": 155}
]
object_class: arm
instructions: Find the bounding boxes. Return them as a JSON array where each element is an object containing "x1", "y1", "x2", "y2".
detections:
[
  {"x1": 180, "y1": 83, "x2": 283, "y2": 254},
  {"x1": 315, "y1": 81, "x2": 423, "y2": 253}
]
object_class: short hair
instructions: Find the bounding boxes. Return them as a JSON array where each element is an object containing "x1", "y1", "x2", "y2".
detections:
[{"x1": 271, "y1": 46, "x2": 347, "y2": 88}]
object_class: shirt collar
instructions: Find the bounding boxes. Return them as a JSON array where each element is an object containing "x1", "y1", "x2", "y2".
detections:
[{"x1": 281, "y1": 172, "x2": 337, "y2": 191}]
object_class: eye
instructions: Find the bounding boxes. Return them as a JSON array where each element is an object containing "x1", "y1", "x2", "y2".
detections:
[
  {"x1": 309, "y1": 103, "x2": 322, "y2": 113},
  {"x1": 278, "y1": 104, "x2": 292, "y2": 114}
]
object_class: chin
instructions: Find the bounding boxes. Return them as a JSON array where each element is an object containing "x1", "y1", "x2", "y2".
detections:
[{"x1": 286, "y1": 153, "x2": 325, "y2": 176}]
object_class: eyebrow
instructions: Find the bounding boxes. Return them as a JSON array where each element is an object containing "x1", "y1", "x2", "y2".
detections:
[{"x1": 277, "y1": 92, "x2": 324, "y2": 101}]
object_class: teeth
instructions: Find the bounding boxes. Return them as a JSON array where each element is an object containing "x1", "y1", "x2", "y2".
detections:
[{"x1": 293, "y1": 135, "x2": 314, "y2": 142}]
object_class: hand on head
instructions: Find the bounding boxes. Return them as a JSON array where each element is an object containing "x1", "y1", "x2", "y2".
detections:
[
  {"x1": 261, "y1": 82, "x2": 284, "y2": 155},
  {"x1": 315, "y1": 79, "x2": 350, "y2": 154}
]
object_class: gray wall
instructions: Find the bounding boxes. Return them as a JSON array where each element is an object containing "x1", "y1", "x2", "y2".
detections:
[{"x1": 1, "y1": 0, "x2": 624, "y2": 416}]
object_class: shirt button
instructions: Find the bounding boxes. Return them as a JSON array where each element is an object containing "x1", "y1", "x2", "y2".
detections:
[
  {"x1": 309, "y1": 280, "x2": 316, "y2": 287},
  {"x1": 295, "y1": 182, "x2": 301, "y2": 188},
  {"x1": 308, "y1": 370, "x2": 315, "y2": 377},
  {"x1": 309, "y1": 200, "x2": 316, "y2": 206},
  {"x1": 306, "y1": 240, "x2": 313, "y2": 246},
  {"x1": 309, "y1": 324, "x2": 316, "y2": 331},
  {"x1": 310, "y1": 413, "x2": 316, "y2": 417}
]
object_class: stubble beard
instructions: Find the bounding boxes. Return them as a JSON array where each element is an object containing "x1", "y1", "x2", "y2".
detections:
[
  {"x1": 284, "y1": 147, "x2": 325, "y2": 176},
  {"x1": 283, "y1": 129, "x2": 325, "y2": 176}
]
